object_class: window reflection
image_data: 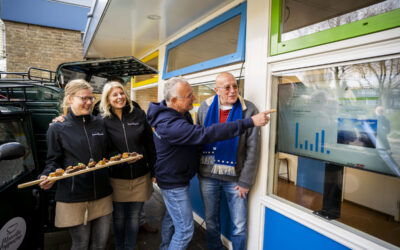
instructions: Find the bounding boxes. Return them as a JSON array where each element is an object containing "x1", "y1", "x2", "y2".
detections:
[
  {"x1": 272, "y1": 58, "x2": 400, "y2": 247},
  {"x1": 190, "y1": 79, "x2": 244, "y2": 123},
  {"x1": 282, "y1": 0, "x2": 400, "y2": 41},
  {"x1": 167, "y1": 15, "x2": 241, "y2": 72},
  {"x1": 0, "y1": 120, "x2": 35, "y2": 189}
]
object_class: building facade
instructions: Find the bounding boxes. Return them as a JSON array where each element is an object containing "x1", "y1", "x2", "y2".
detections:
[
  {"x1": 72, "y1": 0, "x2": 400, "y2": 249},
  {"x1": 0, "y1": 0, "x2": 91, "y2": 72}
]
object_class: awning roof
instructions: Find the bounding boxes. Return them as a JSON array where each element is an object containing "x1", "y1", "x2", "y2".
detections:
[{"x1": 83, "y1": 0, "x2": 234, "y2": 59}]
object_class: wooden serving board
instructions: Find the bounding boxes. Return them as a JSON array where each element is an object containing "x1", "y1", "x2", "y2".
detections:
[{"x1": 18, "y1": 154, "x2": 143, "y2": 189}]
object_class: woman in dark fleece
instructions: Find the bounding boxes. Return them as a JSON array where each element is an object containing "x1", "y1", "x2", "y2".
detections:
[
  {"x1": 99, "y1": 81, "x2": 156, "y2": 250},
  {"x1": 39, "y1": 79, "x2": 113, "y2": 250}
]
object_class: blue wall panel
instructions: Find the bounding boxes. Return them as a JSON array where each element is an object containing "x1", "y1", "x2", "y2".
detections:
[
  {"x1": 263, "y1": 207, "x2": 349, "y2": 250},
  {"x1": 189, "y1": 175, "x2": 233, "y2": 240},
  {"x1": 1, "y1": 0, "x2": 89, "y2": 31},
  {"x1": 296, "y1": 156, "x2": 325, "y2": 194}
]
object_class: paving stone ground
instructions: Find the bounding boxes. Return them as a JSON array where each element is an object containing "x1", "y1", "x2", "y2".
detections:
[{"x1": 44, "y1": 185, "x2": 209, "y2": 250}]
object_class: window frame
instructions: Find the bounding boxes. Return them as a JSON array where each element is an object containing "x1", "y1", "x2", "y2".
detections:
[
  {"x1": 270, "y1": 0, "x2": 400, "y2": 55},
  {"x1": 162, "y1": 2, "x2": 247, "y2": 80},
  {"x1": 132, "y1": 50, "x2": 159, "y2": 88},
  {"x1": 266, "y1": 54, "x2": 400, "y2": 249}
]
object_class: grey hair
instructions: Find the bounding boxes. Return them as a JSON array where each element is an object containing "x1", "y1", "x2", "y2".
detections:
[{"x1": 164, "y1": 77, "x2": 188, "y2": 103}]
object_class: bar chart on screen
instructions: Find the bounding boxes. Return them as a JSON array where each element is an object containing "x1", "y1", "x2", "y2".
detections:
[{"x1": 295, "y1": 122, "x2": 331, "y2": 154}]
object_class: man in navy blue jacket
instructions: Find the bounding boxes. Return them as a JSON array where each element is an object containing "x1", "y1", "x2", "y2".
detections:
[{"x1": 147, "y1": 77, "x2": 273, "y2": 250}]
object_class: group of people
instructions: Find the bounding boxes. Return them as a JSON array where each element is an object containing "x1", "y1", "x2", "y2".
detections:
[{"x1": 39, "y1": 72, "x2": 274, "y2": 250}]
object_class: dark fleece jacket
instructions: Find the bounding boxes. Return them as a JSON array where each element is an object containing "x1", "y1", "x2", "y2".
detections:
[
  {"x1": 43, "y1": 112, "x2": 112, "y2": 202},
  {"x1": 146, "y1": 100, "x2": 254, "y2": 189}
]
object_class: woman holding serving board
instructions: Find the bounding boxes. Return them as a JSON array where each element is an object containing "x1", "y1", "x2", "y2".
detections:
[
  {"x1": 39, "y1": 79, "x2": 113, "y2": 250},
  {"x1": 99, "y1": 80, "x2": 156, "y2": 250}
]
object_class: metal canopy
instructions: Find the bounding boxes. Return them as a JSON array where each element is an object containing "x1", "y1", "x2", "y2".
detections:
[{"x1": 56, "y1": 56, "x2": 157, "y2": 78}]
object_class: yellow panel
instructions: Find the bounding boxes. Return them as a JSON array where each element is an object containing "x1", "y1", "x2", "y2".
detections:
[
  {"x1": 132, "y1": 76, "x2": 159, "y2": 88},
  {"x1": 142, "y1": 51, "x2": 159, "y2": 63},
  {"x1": 132, "y1": 50, "x2": 159, "y2": 89}
]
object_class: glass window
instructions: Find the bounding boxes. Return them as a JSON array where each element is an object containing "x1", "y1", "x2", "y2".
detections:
[
  {"x1": 166, "y1": 16, "x2": 241, "y2": 72},
  {"x1": 282, "y1": 0, "x2": 400, "y2": 41},
  {"x1": 163, "y1": 3, "x2": 246, "y2": 79},
  {"x1": 190, "y1": 79, "x2": 245, "y2": 123},
  {"x1": 270, "y1": 57, "x2": 400, "y2": 247},
  {"x1": 270, "y1": 0, "x2": 400, "y2": 55},
  {"x1": 0, "y1": 119, "x2": 35, "y2": 189}
]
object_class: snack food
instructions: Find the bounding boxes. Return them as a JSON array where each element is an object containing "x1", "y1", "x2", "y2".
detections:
[
  {"x1": 110, "y1": 154, "x2": 121, "y2": 161},
  {"x1": 88, "y1": 159, "x2": 96, "y2": 168},
  {"x1": 122, "y1": 152, "x2": 129, "y2": 159},
  {"x1": 65, "y1": 166, "x2": 73, "y2": 173},
  {"x1": 98, "y1": 158, "x2": 108, "y2": 165},
  {"x1": 19, "y1": 152, "x2": 143, "y2": 189},
  {"x1": 55, "y1": 168, "x2": 64, "y2": 176},
  {"x1": 64, "y1": 163, "x2": 86, "y2": 174}
]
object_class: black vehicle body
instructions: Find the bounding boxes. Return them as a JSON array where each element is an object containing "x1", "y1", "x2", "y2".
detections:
[{"x1": 0, "y1": 57, "x2": 157, "y2": 249}]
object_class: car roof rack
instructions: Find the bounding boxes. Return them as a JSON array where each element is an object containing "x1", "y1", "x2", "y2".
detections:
[
  {"x1": 0, "y1": 67, "x2": 56, "y2": 84},
  {"x1": 0, "y1": 67, "x2": 57, "y2": 105}
]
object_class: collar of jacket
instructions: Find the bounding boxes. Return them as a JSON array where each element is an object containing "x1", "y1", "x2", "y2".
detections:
[
  {"x1": 160, "y1": 100, "x2": 192, "y2": 120},
  {"x1": 204, "y1": 95, "x2": 247, "y2": 111},
  {"x1": 67, "y1": 110, "x2": 92, "y2": 123},
  {"x1": 109, "y1": 103, "x2": 132, "y2": 119}
]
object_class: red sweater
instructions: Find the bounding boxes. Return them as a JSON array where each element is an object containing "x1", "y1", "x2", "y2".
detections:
[{"x1": 219, "y1": 109, "x2": 231, "y2": 123}]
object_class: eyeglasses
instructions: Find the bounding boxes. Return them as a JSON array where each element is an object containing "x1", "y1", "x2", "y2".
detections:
[
  {"x1": 217, "y1": 85, "x2": 238, "y2": 91},
  {"x1": 75, "y1": 96, "x2": 95, "y2": 102},
  {"x1": 176, "y1": 93, "x2": 194, "y2": 99}
]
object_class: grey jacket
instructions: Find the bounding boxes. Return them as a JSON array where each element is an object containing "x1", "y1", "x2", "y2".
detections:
[{"x1": 197, "y1": 95, "x2": 261, "y2": 189}]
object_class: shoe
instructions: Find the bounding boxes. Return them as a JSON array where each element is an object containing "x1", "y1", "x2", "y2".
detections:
[{"x1": 140, "y1": 223, "x2": 158, "y2": 233}]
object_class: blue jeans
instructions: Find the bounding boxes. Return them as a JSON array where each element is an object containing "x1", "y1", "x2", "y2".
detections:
[
  {"x1": 112, "y1": 201, "x2": 144, "y2": 250},
  {"x1": 199, "y1": 177, "x2": 248, "y2": 250},
  {"x1": 69, "y1": 213, "x2": 112, "y2": 250},
  {"x1": 160, "y1": 185, "x2": 194, "y2": 250}
]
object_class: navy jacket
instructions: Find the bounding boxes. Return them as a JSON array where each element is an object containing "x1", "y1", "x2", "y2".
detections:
[
  {"x1": 105, "y1": 103, "x2": 156, "y2": 179},
  {"x1": 43, "y1": 112, "x2": 112, "y2": 202},
  {"x1": 146, "y1": 100, "x2": 254, "y2": 189}
]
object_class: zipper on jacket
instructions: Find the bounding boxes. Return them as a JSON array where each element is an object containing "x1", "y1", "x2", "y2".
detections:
[
  {"x1": 83, "y1": 117, "x2": 96, "y2": 198},
  {"x1": 121, "y1": 115, "x2": 130, "y2": 152},
  {"x1": 83, "y1": 117, "x2": 94, "y2": 159},
  {"x1": 71, "y1": 176, "x2": 75, "y2": 193},
  {"x1": 121, "y1": 115, "x2": 133, "y2": 179}
]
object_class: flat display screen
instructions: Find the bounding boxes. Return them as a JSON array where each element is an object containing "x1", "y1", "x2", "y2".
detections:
[{"x1": 276, "y1": 58, "x2": 400, "y2": 177}]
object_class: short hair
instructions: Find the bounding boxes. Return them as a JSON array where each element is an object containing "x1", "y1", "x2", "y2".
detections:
[
  {"x1": 99, "y1": 81, "x2": 133, "y2": 118},
  {"x1": 107, "y1": 76, "x2": 124, "y2": 84},
  {"x1": 62, "y1": 79, "x2": 93, "y2": 115},
  {"x1": 164, "y1": 77, "x2": 188, "y2": 103}
]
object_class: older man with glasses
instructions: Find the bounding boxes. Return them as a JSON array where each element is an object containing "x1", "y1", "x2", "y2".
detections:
[
  {"x1": 197, "y1": 72, "x2": 265, "y2": 250},
  {"x1": 146, "y1": 77, "x2": 274, "y2": 250}
]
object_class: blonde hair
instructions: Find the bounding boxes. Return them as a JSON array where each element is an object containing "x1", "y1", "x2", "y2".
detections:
[
  {"x1": 99, "y1": 81, "x2": 133, "y2": 118},
  {"x1": 62, "y1": 79, "x2": 93, "y2": 115}
]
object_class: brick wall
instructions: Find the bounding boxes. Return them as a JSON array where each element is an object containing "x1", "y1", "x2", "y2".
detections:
[
  {"x1": 133, "y1": 86, "x2": 158, "y2": 113},
  {"x1": 0, "y1": 20, "x2": 6, "y2": 71},
  {"x1": 4, "y1": 21, "x2": 84, "y2": 74}
]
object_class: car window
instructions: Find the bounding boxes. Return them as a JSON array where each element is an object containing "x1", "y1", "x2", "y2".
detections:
[{"x1": 0, "y1": 120, "x2": 35, "y2": 189}]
